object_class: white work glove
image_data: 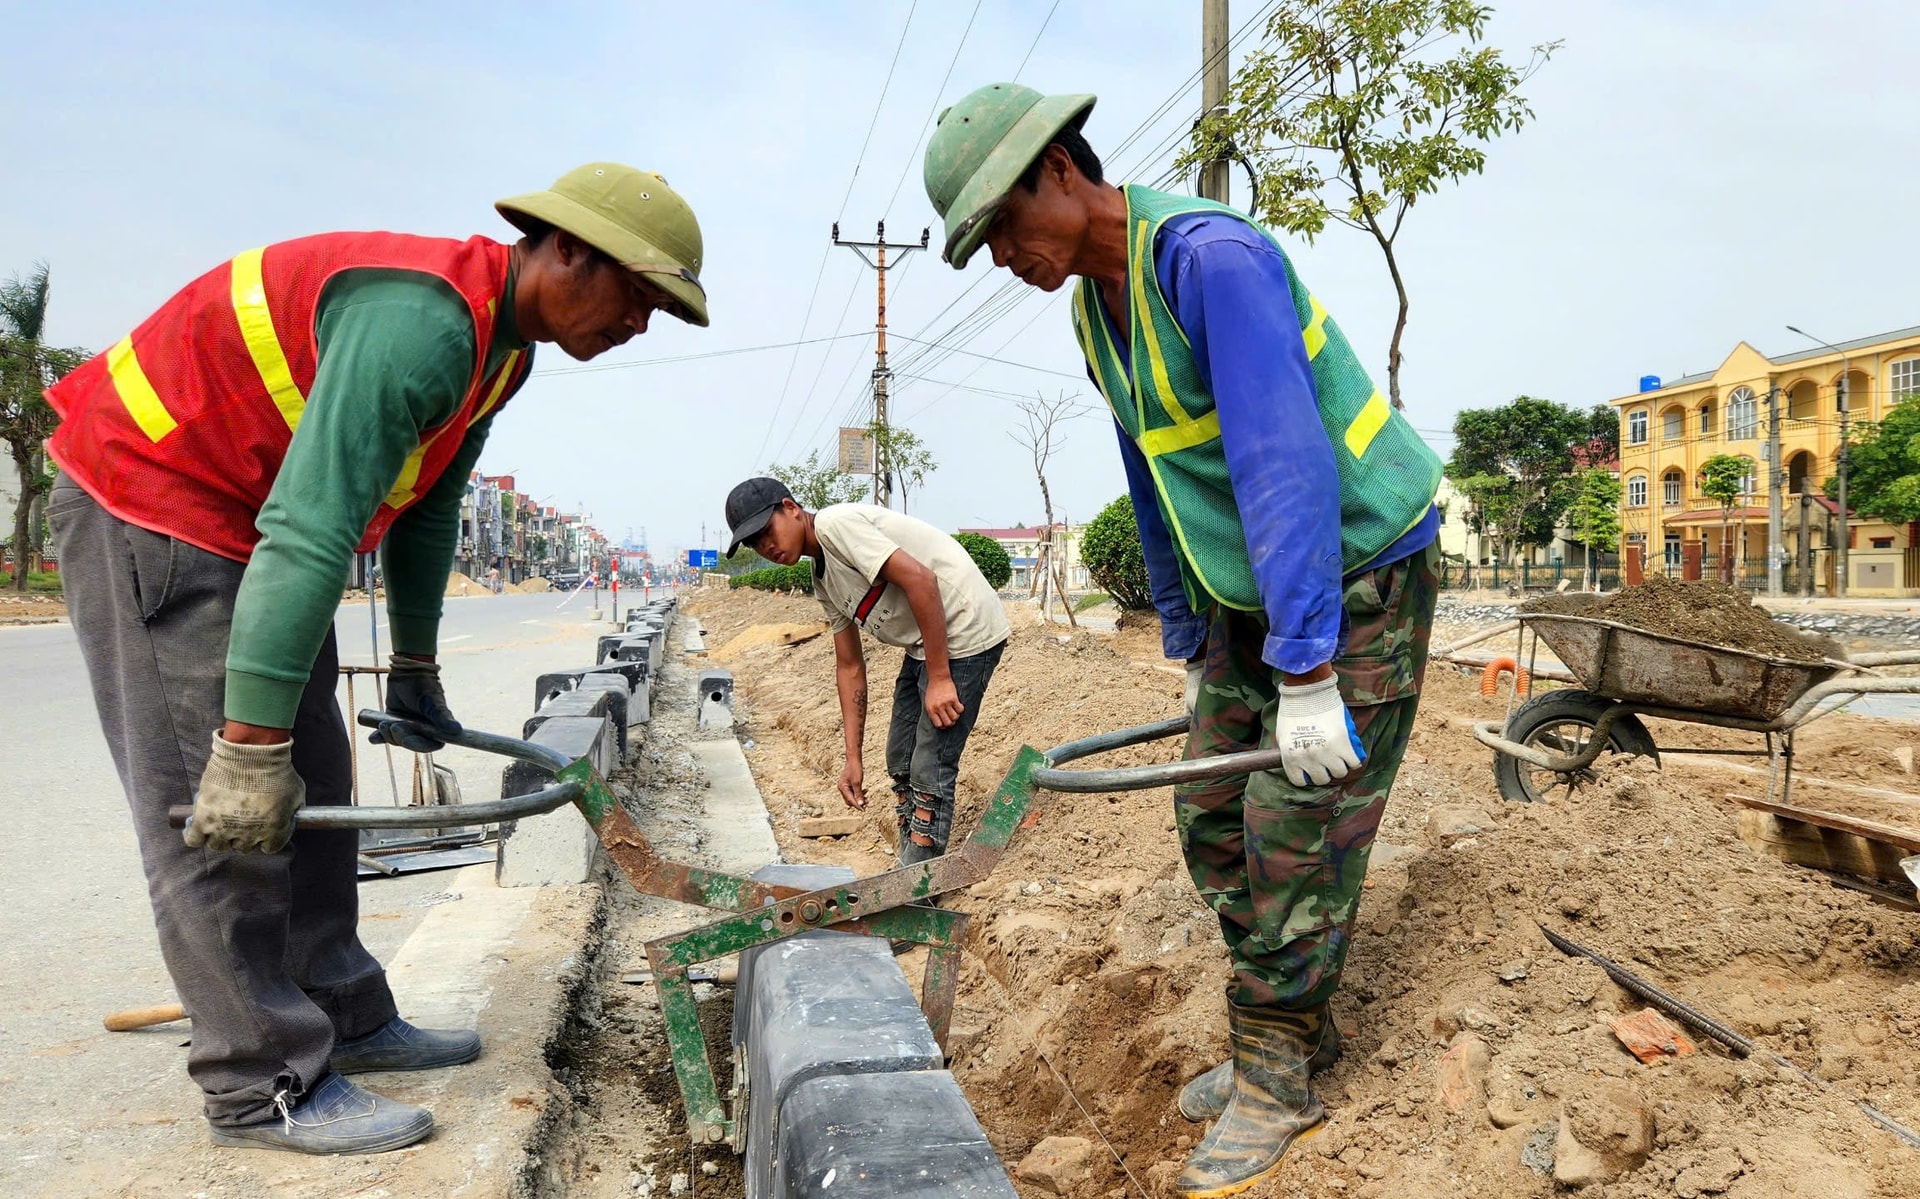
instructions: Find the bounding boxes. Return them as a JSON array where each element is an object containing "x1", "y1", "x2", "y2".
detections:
[
  {"x1": 1184, "y1": 659, "x2": 1204, "y2": 716},
  {"x1": 184, "y1": 732, "x2": 306, "y2": 853},
  {"x1": 1276, "y1": 676, "x2": 1365, "y2": 788}
]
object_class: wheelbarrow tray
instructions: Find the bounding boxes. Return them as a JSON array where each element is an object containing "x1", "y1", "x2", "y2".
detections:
[{"x1": 1520, "y1": 613, "x2": 1840, "y2": 722}]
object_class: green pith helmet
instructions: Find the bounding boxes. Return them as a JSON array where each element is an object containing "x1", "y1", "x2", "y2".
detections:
[
  {"x1": 497, "y1": 163, "x2": 710, "y2": 327},
  {"x1": 923, "y1": 83, "x2": 1096, "y2": 268}
]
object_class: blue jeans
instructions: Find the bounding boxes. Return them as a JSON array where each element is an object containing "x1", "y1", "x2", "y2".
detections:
[{"x1": 884, "y1": 640, "x2": 1005, "y2": 860}]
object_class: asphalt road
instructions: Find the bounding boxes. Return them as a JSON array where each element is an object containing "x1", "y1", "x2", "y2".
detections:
[{"x1": 0, "y1": 590, "x2": 608, "y2": 1197}]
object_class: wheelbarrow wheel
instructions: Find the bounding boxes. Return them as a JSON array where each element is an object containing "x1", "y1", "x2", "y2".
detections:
[{"x1": 1491, "y1": 689, "x2": 1659, "y2": 804}]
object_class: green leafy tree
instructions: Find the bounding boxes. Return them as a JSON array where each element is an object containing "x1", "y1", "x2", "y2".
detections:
[
  {"x1": 1827, "y1": 397, "x2": 1920, "y2": 530},
  {"x1": 1080, "y1": 495, "x2": 1153, "y2": 611},
  {"x1": 1563, "y1": 467, "x2": 1621, "y2": 589},
  {"x1": 954, "y1": 531, "x2": 1013, "y2": 590},
  {"x1": 1699, "y1": 453, "x2": 1748, "y2": 577},
  {"x1": 1183, "y1": 0, "x2": 1557, "y2": 408},
  {"x1": 766, "y1": 448, "x2": 870, "y2": 510},
  {"x1": 1, "y1": 263, "x2": 87, "y2": 590},
  {"x1": 868, "y1": 421, "x2": 936, "y2": 514},
  {"x1": 1445, "y1": 396, "x2": 1590, "y2": 565}
]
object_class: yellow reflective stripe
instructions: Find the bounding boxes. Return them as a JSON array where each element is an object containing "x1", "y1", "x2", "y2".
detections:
[
  {"x1": 1138, "y1": 411, "x2": 1221, "y2": 457},
  {"x1": 1302, "y1": 294, "x2": 1329, "y2": 361},
  {"x1": 229, "y1": 247, "x2": 307, "y2": 433},
  {"x1": 474, "y1": 349, "x2": 523, "y2": 420},
  {"x1": 383, "y1": 441, "x2": 432, "y2": 509},
  {"x1": 107, "y1": 335, "x2": 177, "y2": 442},
  {"x1": 1345, "y1": 390, "x2": 1390, "y2": 460},
  {"x1": 1129, "y1": 220, "x2": 1192, "y2": 430},
  {"x1": 1074, "y1": 284, "x2": 1132, "y2": 429}
]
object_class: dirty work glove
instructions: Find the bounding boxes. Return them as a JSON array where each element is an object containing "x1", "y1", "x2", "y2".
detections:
[
  {"x1": 1184, "y1": 658, "x2": 1204, "y2": 717},
  {"x1": 1275, "y1": 676, "x2": 1365, "y2": 788},
  {"x1": 375, "y1": 653, "x2": 462, "y2": 753},
  {"x1": 185, "y1": 733, "x2": 305, "y2": 853}
]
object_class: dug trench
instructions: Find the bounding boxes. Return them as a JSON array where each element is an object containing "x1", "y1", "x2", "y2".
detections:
[{"x1": 680, "y1": 587, "x2": 1920, "y2": 1198}]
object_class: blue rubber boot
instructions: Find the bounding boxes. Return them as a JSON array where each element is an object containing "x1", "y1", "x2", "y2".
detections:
[
  {"x1": 330, "y1": 1017, "x2": 481, "y2": 1074},
  {"x1": 209, "y1": 1073, "x2": 432, "y2": 1155}
]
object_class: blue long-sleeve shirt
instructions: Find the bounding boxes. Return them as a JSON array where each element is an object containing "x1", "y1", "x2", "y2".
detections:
[{"x1": 1099, "y1": 209, "x2": 1437, "y2": 671}]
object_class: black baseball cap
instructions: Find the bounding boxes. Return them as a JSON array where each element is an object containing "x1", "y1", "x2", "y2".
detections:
[{"x1": 724, "y1": 477, "x2": 794, "y2": 556}]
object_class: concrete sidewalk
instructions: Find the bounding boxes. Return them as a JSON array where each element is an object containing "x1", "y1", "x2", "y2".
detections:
[{"x1": 0, "y1": 593, "x2": 616, "y2": 1198}]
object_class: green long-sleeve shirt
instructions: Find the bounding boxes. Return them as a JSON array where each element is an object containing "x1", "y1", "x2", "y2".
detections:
[{"x1": 224, "y1": 265, "x2": 531, "y2": 727}]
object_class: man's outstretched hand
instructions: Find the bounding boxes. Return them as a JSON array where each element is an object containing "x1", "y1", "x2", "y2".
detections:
[{"x1": 375, "y1": 653, "x2": 463, "y2": 752}]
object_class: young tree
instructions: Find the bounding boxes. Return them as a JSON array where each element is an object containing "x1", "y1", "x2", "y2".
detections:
[
  {"x1": 765, "y1": 448, "x2": 870, "y2": 510},
  {"x1": 868, "y1": 421, "x2": 936, "y2": 514},
  {"x1": 1445, "y1": 396, "x2": 1590, "y2": 566},
  {"x1": 1009, "y1": 390, "x2": 1093, "y2": 626},
  {"x1": 1183, "y1": 0, "x2": 1557, "y2": 408},
  {"x1": 1080, "y1": 495, "x2": 1154, "y2": 611},
  {"x1": 1698, "y1": 454, "x2": 1748, "y2": 582},
  {"x1": 0, "y1": 263, "x2": 86, "y2": 590},
  {"x1": 1563, "y1": 467, "x2": 1621, "y2": 590},
  {"x1": 1827, "y1": 397, "x2": 1920, "y2": 532}
]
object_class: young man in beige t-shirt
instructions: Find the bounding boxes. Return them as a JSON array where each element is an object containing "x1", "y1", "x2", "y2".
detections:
[{"x1": 723, "y1": 477, "x2": 1009, "y2": 863}]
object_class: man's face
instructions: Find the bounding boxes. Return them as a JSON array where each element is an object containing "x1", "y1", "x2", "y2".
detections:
[
  {"x1": 544, "y1": 233, "x2": 679, "y2": 361},
  {"x1": 981, "y1": 148, "x2": 1087, "y2": 293},
  {"x1": 747, "y1": 499, "x2": 807, "y2": 565}
]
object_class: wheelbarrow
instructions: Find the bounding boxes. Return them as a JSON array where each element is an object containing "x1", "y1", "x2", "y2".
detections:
[
  {"x1": 171, "y1": 709, "x2": 1265, "y2": 1151},
  {"x1": 1471, "y1": 613, "x2": 1920, "y2": 804}
]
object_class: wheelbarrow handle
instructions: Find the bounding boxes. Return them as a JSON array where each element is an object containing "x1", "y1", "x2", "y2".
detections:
[
  {"x1": 165, "y1": 710, "x2": 584, "y2": 830},
  {"x1": 1030, "y1": 714, "x2": 1292, "y2": 794}
]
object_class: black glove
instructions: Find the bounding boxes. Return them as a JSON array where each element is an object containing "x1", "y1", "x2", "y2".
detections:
[{"x1": 374, "y1": 653, "x2": 462, "y2": 752}]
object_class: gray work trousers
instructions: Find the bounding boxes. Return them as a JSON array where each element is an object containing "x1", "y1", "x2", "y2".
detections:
[{"x1": 49, "y1": 475, "x2": 396, "y2": 1125}]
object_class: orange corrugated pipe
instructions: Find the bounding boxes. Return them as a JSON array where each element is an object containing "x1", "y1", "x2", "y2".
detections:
[{"x1": 1481, "y1": 656, "x2": 1530, "y2": 697}]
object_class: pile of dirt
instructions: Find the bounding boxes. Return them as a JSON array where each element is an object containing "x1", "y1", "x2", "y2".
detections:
[
  {"x1": 1526, "y1": 577, "x2": 1838, "y2": 662},
  {"x1": 0, "y1": 592, "x2": 68, "y2": 623},
  {"x1": 519, "y1": 576, "x2": 552, "y2": 593},
  {"x1": 444, "y1": 570, "x2": 481, "y2": 596},
  {"x1": 686, "y1": 588, "x2": 1920, "y2": 1198}
]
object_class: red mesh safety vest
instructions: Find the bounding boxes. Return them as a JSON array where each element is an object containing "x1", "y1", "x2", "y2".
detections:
[{"x1": 46, "y1": 232, "x2": 528, "y2": 562}]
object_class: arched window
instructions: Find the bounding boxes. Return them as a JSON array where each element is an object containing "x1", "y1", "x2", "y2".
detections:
[
  {"x1": 1627, "y1": 475, "x2": 1648, "y2": 507},
  {"x1": 1726, "y1": 387, "x2": 1758, "y2": 440},
  {"x1": 1739, "y1": 460, "x2": 1757, "y2": 497},
  {"x1": 1661, "y1": 469, "x2": 1683, "y2": 506},
  {"x1": 1891, "y1": 358, "x2": 1920, "y2": 403},
  {"x1": 1628, "y1": 408, "x2": 1648, "y2": 445},
  {"x1": 1698, "y1": 400, "x2": 1715, "y2": 436}
]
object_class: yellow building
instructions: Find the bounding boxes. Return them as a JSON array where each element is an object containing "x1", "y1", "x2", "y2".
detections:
[{"x1": 1609, "y1": 327, "x2": 1920, "y2": 595}]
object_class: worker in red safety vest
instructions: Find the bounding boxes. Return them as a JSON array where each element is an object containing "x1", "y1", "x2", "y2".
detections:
[{"x1": 44, "y1": 163, "x2": 709, "y2": 1156}]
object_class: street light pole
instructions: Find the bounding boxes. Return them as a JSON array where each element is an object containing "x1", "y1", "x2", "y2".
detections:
[{"x1": 1785, "y1": 326, "x2": 1850, "y2": 597}]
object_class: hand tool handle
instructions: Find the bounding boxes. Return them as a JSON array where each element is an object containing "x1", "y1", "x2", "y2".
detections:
[{"x1": 104, "y1": 1003, "x2": 187, "y2": 1031}]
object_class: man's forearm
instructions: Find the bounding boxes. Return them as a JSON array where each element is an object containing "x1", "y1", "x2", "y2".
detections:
[
  {"x1": 836, "y1": 661, "x2": 868, "y2": 760},
  {"x1": 901, "y1": 575, "x2": 953, "y2": 678}
]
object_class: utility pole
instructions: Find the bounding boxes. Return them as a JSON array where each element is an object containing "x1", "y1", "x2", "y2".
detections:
[
  {"x1": 1765, "y1": 384, "x2": 1783, "y2": 596},
  {"x1": 833, "y1": 221, "x2": 930, "y2": 507},
  {"x1": 1199, "y1": 0, "x2": 1231, "y2": 203}
]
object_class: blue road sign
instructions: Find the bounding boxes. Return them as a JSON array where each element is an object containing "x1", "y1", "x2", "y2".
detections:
[{"x1": 689, "y1": 548, "x2": 719, "y2": 569}]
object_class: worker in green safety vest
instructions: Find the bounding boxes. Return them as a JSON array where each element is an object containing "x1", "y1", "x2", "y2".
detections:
[{"x1": 924, "y1": 83, "x2": 1444, "y2": 1198}]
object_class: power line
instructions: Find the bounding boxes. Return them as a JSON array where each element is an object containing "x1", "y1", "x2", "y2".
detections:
[
  {"x1": 1012, "y1": 0, "x2": 1063, "y2": 83},
  {"x1": 530, "y1": 332, "x2": 869, "y2": 377},
  {"x1": 881, "y1": 0, "x2": 984, "y2": 224},
  {"x1": 837, "y1": 0, "x2": 920, "y2": 222}
]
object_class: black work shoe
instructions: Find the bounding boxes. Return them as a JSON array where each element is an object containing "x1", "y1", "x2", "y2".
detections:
[
  {"x1": 330, "y1": 1017, "x2": 481, "y2": 1074},
  {"x1": 209, "y1": 1073, "x2": 432, "y2": 1156}
]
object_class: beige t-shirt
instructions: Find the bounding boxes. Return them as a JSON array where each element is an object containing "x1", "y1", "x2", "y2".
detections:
[{"x1": 812, "y1": 505, "x2": 1010, "y2": 660}]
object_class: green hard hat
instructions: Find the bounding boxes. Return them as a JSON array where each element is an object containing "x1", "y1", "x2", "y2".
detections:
[
  {"x1": 923, "y1": 83, "x2": 1096, "y2": 268},
  {"x1": 497, "y1": 162, "x2": 710, "y2": 327}
]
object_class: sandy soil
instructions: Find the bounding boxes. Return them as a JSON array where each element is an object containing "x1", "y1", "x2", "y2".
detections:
[
  {"x1": 0, "y1": 592, "x2": 66, "y2": 623},
  {"x1": 685, "y1": 589, "x2": 1920, "y2": 1198}
]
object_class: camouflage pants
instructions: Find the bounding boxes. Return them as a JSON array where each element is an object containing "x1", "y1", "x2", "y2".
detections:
[{"x1": 1176, "y1": 540, "x2": 1439, "y2": 1010}]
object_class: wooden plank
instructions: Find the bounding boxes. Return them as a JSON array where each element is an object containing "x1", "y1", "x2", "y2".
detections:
[
  {"x1": 1737, "y1": 810, "x2": 1915, "y2": 885},
  {"x1": 799, "y1": 815, "x2": 867, "y2": 839},
  {"x1": 1726, "y1": 794, "x2": 1920, "y2": 852}
]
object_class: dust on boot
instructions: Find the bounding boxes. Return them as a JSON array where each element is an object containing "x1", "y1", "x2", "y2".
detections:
[
  {"x1": 1178, "y1": 1000, "x2": 1342, "y2": 1122},
  {"x1": 1175, "y1": 1002, "x2": 1325, "y2": 1198}
]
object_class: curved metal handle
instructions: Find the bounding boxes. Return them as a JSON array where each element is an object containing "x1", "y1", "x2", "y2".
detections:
[
  {"x1": 166, "y1": 711, "x2": 583, "y2": 830},
  {"x1": 1030, "y1": 714, "x2": 1291, "y2": 794}
]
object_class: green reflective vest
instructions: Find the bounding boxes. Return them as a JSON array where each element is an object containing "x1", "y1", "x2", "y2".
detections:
[{"x1": 1072, "y1": 185, "x2": 1442, "y2": 612}]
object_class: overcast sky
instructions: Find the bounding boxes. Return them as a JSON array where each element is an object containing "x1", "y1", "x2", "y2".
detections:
[{"x1": 7, "y1": 1, "x2": 1917, "y2": 561}]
